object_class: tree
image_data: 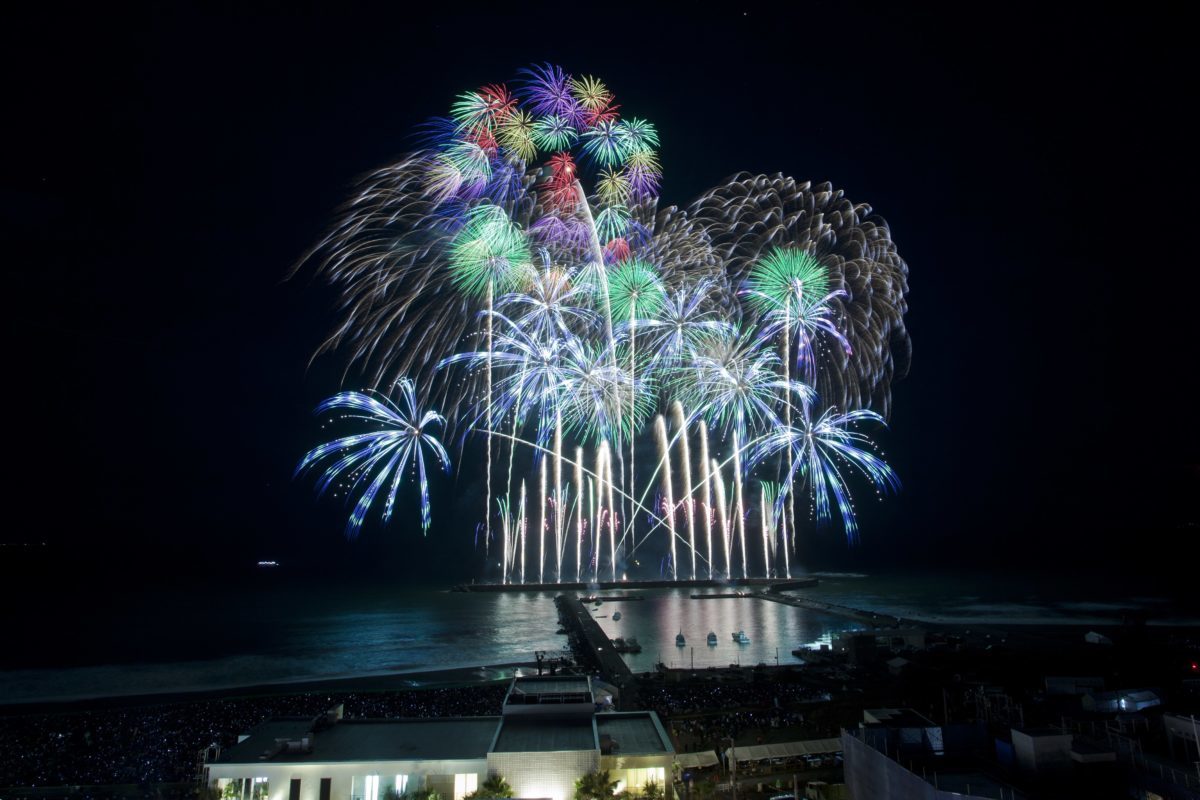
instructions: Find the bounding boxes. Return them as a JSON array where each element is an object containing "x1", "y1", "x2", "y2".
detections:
[
  {"x1": 406, "y1": 789, "x2": 441, "y2": 800},
  {"x1": 574, "y1": 770, "x2": 619, "y2": 800},
  {"x1": 465, "y1": 775, "x2": 514, "y2": 800},
  {"x1": 641, "y1": 782, "x2": 664, "y2": 800}
]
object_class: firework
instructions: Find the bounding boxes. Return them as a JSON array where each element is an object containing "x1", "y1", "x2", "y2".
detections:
[
  {"x1": 297, "y1": 381, "x2": 450, "y2": 538},
  {"x1": 295, "y1": 64, "x2": 908, "y2": 580}
]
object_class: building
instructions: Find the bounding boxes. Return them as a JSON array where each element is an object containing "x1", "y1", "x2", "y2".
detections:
[
  {"x1": 840, "y1": 728, "x2": 1026, "y2": 800},
  {"x1": 1081, "y1": 689, "x2": 1162, "y2": 713},
  {"x1": 1010, "y1": 728, "x2": 1073, "y2": 773},
  {"x1": 1163, "y1": 712, "x2": 1200, "y2": 763},
  {"x1": 204, "y1": 677, "x2": 673, "y2": 800}
]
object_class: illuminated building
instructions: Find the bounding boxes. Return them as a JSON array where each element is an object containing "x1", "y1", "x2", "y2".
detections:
[{"x1": 204, "y1": 677, "x2": 673, "y2": 800}]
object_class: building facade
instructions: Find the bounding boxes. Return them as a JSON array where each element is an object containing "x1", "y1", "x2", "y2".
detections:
[{"x1": 204, "y1": 677, "x2": 673, "y2": 800}]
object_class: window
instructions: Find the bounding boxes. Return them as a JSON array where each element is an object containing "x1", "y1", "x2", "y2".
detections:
[
  {"x1": 454, "y1": 773, "x2": 478, "y2": 800},
  {"x1": 290, "y1": 780, "x2": 301, "y2": 800},
  {"x1": 251, "y1": 778, "x2": 269, "y2": 800},
  {"x1": 319, "y1": 779, "x2": 331, "y2": 800},
  {"x1": 353, "y1": 775, "x2": 382, "y2": 800},
  {"x1": 394, "y1": 776, "x2": 409, "y2": 796}
]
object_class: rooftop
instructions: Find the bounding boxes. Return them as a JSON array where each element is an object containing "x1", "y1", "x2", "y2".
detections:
[
  {"x1": 492, "y1": 717, "x2": 597, "y2": 753},
  {"x1": 217, "y1": 718, "x2": 502, "y2": 764},
  {"x1": 863, "y1": 708, "x2": 938, "y2": 728},
  {"x1": 596, "y1": 713, "x2": 670, "y2": 754}
]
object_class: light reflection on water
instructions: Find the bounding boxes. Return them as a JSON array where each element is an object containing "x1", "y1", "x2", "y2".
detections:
[
  {"x1": 4, "y1": 571, "x2": 1189, "y2": 704},
  {"x1": 588, "y1": 589, "x2": 862, "y2": 671}
]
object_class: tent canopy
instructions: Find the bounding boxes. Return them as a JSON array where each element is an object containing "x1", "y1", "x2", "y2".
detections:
[
  {"x1": 675, "y1": 751, "x2": 721, "y2": 769},
  {"x1": 722, "y1": 738, "x2": 843, "y2": 763}
]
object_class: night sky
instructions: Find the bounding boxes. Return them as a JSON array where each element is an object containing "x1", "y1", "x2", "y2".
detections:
[{"x1": 5, "y1": 4, "x2": 1196, "y2": 587}]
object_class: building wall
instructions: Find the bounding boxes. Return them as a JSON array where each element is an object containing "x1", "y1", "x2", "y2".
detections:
[
  {"x1": 1011, "y1": 731, "x2": 1072, "y2": 772},
  {"x1": 841, "y1": 732, "x2": 1001, "y2": 800},
  {"x1": 487, "y1": 750, "x2": 599, "y2": 800},
  {"x1": 601, "y1": 755, "x2": 671, "y2": 798},
  {"x1": 206, "y1": 758, "x2": 487, "y2": 800}
]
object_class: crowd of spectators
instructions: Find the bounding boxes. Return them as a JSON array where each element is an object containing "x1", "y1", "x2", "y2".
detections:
[
  {"x1": 0, "y1": 685, "x2": 508, "y2": 789},
  {"x1": 641, "y1": 680, "x2": 837, "y2": 753}
]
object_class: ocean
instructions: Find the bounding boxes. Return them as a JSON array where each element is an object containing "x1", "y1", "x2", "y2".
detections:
[{"x1": 2, "y1": 570, "x2": 1194, "y2": 705}]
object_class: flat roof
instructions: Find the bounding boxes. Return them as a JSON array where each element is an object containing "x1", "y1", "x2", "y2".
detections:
[
  {"x1": 864, "y1": 708, "x2": 937, "y2": 728},
  {"x1": 510, "y1": 677, "x2": 592, "y2": 695},
  {"x1": 596, "y1": 714, "x2": 669, "y2": 754},
  {"x1": 218, "y1": 718, "x2": 502, "y2": 764},
  {"x1": 492, "y1": 717, "x2": 596, "y2": 753}
]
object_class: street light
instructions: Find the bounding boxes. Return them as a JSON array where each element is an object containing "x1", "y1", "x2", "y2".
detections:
[{"x1": 724, "y1": 737, "x2": 737, "y2": 800}]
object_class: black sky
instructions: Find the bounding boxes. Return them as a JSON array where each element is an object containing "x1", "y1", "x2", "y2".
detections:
[{"x1": 3, "y1": 3, "x2": 1196, "y2": 585}]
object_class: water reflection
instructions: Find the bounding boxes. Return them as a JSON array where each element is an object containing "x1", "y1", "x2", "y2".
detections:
[{"x1": 590, "y1": 589, "x2": 863, "y2": 671}]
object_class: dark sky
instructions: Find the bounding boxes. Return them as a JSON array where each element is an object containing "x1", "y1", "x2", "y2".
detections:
[{"x1": 4, "y1": 4, "x2": 1196, "y2": 585}]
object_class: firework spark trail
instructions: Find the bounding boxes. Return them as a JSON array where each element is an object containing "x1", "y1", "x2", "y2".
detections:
[
  {"x1": 654, "y1": 415, "x2": 678, "y2": 580},
  {"x1": 554, "y1": 413, "x2": 563, "y2": 582},
  {"x1": 575, "y1": 446, "x2": 584, "y2": 582},
  {"x1": 782, "y1": 300, "x2": 795, "y2": 577},
  {"x1": 589, "y1": 471, "x2": 598, "y2": 583},
  {"x1": 602, "y1": 440, "x2": 618, "y2": 581},
  {"x1": 519, "y1": 480, "x2": 527, "y2": 584},
  {"x1": 733, "y1": 429, "x2": 748, "y2": 579},
  {"x1": 711, "y1": 458, "x2": 731, "y2": 577},
  {"x1": 759, "y1": 481, "x2": 781, "y2": 578},
  {"x1": 699, "y1": 421, "x2": 714, "y2": 579},
  {"x1": 539, "y1": 454, "x2": 547, "y2": 583},
  {"x1": 672, "y1": 401, "x2": 697, "y2": 579}
]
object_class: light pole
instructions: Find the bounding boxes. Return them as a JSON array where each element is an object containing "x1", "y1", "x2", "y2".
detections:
[{"x1": 724, "y1": 737, "x2": 737, "y2": 800}]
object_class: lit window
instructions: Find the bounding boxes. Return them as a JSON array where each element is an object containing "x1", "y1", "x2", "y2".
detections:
[{"x1": 454, "y1": 774, "x2": 479, "y2": 800}]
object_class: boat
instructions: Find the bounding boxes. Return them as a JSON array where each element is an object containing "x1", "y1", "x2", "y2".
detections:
[
  {"x1": 707, "y1": 631, "x2": 718, "y2": 646},
  {"x1": 732, "y1": 630, "x2": 750, "y2": 644},
  {"x1": 676, "y1": 630, "x2": 686, "y2": 647},
  {"x1": 612, "y1": 611, "x2": 622, "y2": 621},
  {"x1": 611, "y1": 637, "x2": 642, "y2": 654}
]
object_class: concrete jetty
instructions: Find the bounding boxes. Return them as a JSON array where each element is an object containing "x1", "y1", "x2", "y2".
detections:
[{"x1": 554, "y1": 595, "x2": 637, "y2": 708}]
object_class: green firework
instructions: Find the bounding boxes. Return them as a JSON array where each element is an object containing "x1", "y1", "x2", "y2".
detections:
[
  {"x1": 743, "y1": 247, "x2": 832, "y2": 317},
  {"x1": 607, "y1": 259, "x2": 666, "y2": 321},
  {"x1": 448, "y1": 205, "x2": 532, "y2": 299}
]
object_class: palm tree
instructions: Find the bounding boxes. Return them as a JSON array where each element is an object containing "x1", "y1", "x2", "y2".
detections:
[{"x1": 574, "y1": 770, "x2": 619, "y2": 800}]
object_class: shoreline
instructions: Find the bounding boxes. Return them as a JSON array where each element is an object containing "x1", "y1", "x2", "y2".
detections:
[{"x1": 0, "y1": 661, "x2": 544, "y2": 716}]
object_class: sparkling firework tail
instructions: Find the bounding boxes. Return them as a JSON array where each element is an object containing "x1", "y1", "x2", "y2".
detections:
[
  {"x1": 672, "y1": 402, "x2": 697, "y2": 579},
  {"x1": 519, "y1": 480, "x2": 527, "y2": 584},
  {"x1": 699, "y1": 420, "x2": 714, "y2": 579},
  {"x1": 655, "y1": 415, "x2": 678, "y2": 580},
  {"x1": 575, "y1": 446, "x2": 584, "y2": 582},
  {"x1": 554, "y1": 412, "x2": 563, "y2": 582},
  {"x1": 711, "y1": 458, "x2": 731, "y2": 578}
]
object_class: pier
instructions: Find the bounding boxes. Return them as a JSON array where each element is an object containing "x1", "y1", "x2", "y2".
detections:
[
  {"x1": 754, "y1": 591, "x2": 914, "y2": 627},
  {"x1": 554, "y1": 595, "x2": 637, "y2": 709}
]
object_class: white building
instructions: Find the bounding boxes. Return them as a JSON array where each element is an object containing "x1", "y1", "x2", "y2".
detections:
[{"x1": 204, "y1": 677, "x2": 673, "y2": 800}]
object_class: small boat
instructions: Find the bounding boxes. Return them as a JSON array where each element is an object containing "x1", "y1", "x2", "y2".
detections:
[
  {"x1": 612, "y1": 611, "x2": 622, "y2": 621},
  {"x1": 707, "y1": 631, "x2": 718, "y2": 646},
  {"x1": 676, "y1": 630, "x2": 686, "y2": 647},
  {"x1": 732, "y1": 630, "x2": 750, "y2": 644}
]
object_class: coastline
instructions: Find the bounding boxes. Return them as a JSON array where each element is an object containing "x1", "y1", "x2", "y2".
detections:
[{"x1": 0, "y1": 660, "x2": 542, "y2": 716}]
